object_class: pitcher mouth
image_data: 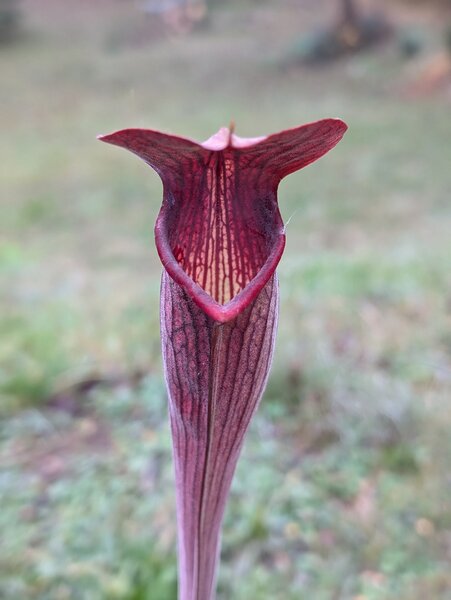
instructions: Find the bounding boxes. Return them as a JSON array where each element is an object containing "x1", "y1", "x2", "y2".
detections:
[{"x1": 155, "y1": 210, "x2": 285, "y2": 322}]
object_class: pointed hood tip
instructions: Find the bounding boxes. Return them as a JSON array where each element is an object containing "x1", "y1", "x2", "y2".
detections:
[
  {"x1": 97, "y1": 132, "x2": 116, "y2": 144},
  {"x1": 332, "y1": 117, "x2": 349, "y2": 132},
  {"x1": 96, "y1": 128, "x2": 138, "y2": 144}
]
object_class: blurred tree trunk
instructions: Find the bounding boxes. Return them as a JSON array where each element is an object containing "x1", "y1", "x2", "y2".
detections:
[
  {"x1": 0, "y1": 0, "x2": 21, "y2": 44},
  {"x1": 340, "y1": 0, "x2": 359, "y2": 26},
  {"x1": 293, "y1": 0, "x2": 391, "y2": 64}
]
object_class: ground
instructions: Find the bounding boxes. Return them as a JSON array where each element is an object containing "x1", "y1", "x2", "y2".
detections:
[{"x1": 1, "y1": 1, "x2": 451, "y2": 598}]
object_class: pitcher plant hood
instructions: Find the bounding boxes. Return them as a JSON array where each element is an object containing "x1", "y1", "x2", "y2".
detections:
[{"x1": 98, "y1": 119, "x2": 347, "y2": 322}]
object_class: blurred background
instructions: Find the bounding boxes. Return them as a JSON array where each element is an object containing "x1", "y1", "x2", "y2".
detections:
[{"x1": 1, "y1": 0, "x2": 451, "y2": 598}]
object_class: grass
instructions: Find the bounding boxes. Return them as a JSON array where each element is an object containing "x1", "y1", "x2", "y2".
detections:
[{"x1": 1, "y1": 0, "x2": 451, "y2": 598}]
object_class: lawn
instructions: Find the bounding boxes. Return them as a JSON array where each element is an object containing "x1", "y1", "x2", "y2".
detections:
[{"x1": 1, "y1": 1, "x2": 451, "y2": 598}]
